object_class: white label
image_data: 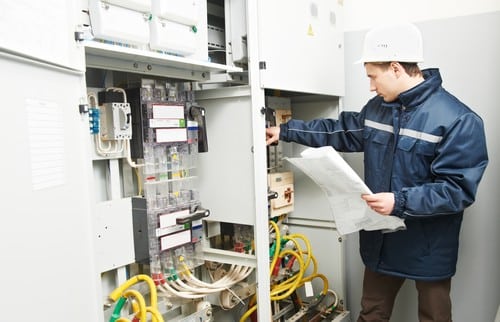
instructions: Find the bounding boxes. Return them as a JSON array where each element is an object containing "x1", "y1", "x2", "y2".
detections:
[
  {"x1": 149, "y1": 118, "x2": 184, "y2": 128},
  {"x1": 159, "y1": 209, "x2": 190, "y2": 228},
  {"x1": 26, "y1": 99, "x2": 65, "y2": 190},
  {"x1": 156, "y1": 224, "x2": 186, "y2": 237},
  {"x1": 155, "y1": 128, "x2": 187, "y2": 143},
  {"x1": 152, "y1": 104, "x2": 184, "y2": 119},
  {"x1": 304, "y1": 281, "x2": 314, "y2": 297},
  {"x1": 192, "y1": 219, "x2": 202, "y2": 227},
  {"x1": 160, "y1": 230, "x2": 191, "y2": 251}
]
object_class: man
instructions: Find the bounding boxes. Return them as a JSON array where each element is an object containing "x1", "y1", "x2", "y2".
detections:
[{"x1": 265, "y1": 22, "x2": 488, "y2": 321}]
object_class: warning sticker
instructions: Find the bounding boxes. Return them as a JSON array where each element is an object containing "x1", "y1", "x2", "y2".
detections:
[{"x1": 307, "y1": 24, "x2": 314, "y2": 36}]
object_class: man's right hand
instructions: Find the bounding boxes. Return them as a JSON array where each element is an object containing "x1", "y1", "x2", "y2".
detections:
[{"x1": 266, "y1": 126, "x2": 280, "y2": 145}]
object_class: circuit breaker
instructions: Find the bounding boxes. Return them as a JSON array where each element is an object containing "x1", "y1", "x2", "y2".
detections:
[
  {"x1": 99, "y1": 102, "x2": 132, "y2": 140},
  {"x1": 268, "y1": 171, "x2": 294, "y2": 217},
  {"x1": 132, "y1": 197, "x2": 203, "y2": 264},
  {"x1": 127, "y1": 87, "x2": 190, "y2": 158}
]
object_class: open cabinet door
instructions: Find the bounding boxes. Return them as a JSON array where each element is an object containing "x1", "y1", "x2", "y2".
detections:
[
  {"x1": 0, "y1": 54, "x2": 101, "y2": 322},
  {"x1": 0, "y1": 1, "x2": 101, "y2": 322}
]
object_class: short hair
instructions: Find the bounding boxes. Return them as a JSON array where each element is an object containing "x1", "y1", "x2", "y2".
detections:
[{"x1": 369, "y1": 62, "x2": 422, "y2": 77}]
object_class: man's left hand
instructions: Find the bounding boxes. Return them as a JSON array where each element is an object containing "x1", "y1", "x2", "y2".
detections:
[{"x1": 361, "y1": 193, "x2": 395, "y2": 216}]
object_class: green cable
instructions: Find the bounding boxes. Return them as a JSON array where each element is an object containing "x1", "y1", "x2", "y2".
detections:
[
  {"x1": 269, "y1": 240, "x2": 276, "y2": 258},
  {"x1": 280, "y1": 237, "x2": 288, "y2": 250},
  {"x1": 109, "y1": 296, "x2": 127, "y2": 322}
]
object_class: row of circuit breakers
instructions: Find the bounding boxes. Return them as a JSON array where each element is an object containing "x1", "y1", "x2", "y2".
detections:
[
  {"x1": 91, "y1": 85, "x2": 210, "y2": 267},
  {"x1": 91, "y1": 86, "x2": 298, "y2": 262},
  {"x1": 92, "y1": 88, "x2": 207, "y2": 155}
]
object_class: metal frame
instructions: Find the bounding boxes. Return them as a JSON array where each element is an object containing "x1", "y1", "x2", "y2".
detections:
[
  {"x1": 85, "y1": 41, "x2": 242, "y2": 80},
  {"x1": 246, "y1": 1, "x2": 273, "y2": 320}
]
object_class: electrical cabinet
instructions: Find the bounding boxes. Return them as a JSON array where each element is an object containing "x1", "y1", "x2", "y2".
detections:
[
  {"x1": 0, "y1": 0, "x2": 348, "y2": 321},
  {"x1": 257, "y1": 0, "x2": 344, "y2": 96}
]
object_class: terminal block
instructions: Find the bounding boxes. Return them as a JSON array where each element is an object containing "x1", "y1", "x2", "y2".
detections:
[
  {"x1": 268, "y1": 171, "x2": 294, "y2": 217},
  {"x1": 99, "y1": 102, "x2": 132, "y2": 140}
]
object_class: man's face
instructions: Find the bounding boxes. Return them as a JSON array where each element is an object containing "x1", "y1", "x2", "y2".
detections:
[{"x1": 365, "y1": 63, "x2": 399, "y2": 102}]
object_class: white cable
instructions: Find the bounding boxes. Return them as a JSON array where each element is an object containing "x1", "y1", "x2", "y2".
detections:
[
  {"x1": 184, "y1": 269, "x2": 246, "y2": 291},
  {"x1": 87, "y1": 92, "x2": 98, "y2": 107},
  {"x1": 117, "y1": 140, "x2": 125, "y2": 153},
  {"x1": 184, "y1": 265, "x2": 252, "y2": 289},
  {"x1": 157, "y1": 282, "x2": 205, "y2": 299},
  {"x1": 157, "y1": 260, "x2": 254, "y2": 300},
  {"x1": 189, "y1": 265, "x2": 239, "y2": 288},
  {"x1": 95, "y1": 135, "x2": 113, "y2": 154},
  {"x1": 172, "y1": 278, "x2": 226, "y2": 294},
  {"x1": 159, "y1": 282, "x2": 199, "y2": 298},
  {"x1": 180, "y1": 271, "x2": 234, "y2": 291},
  {"x1": 327, "y1": 289, "x2": 339, "y2": 309},
  {"x1": 95, "y1": 134, "x2": 109, "y2": 152},
  {"x1": 167, "y1": 265, "x2": 254, "y2": 299},
  {"x1": 185, "y1": 267, "x2": 254, "y2": 303},
  {"x1": 219, "y1": 282, "x2": 248, "y2": 309},
  {"x1": 106, "y1": 87, "x2": 127, "y2": 103},
  {"x1": 125, "y1": 139, "x2": 144, "y2": 168},
  {"x1": 94, "y1": 135, "x2": 123, "y2": 156}
]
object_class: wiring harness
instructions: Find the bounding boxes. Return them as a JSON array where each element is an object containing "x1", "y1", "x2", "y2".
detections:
[
  {"x1": 239, "y1": 220, "x2": 339, "y2": 322},
  {"x1": 108, "y1": 274, "x2": 164, "y2": 322}
]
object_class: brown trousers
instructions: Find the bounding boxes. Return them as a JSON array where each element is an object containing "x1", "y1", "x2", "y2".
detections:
[{"x1": 357, "y1": 268, "x2": 452, "y2": 322}]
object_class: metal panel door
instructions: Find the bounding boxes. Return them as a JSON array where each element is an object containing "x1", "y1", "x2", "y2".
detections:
[
  {"x1": 0, "y1": 1, "x2": 100, "y2": 320},
  {"x1": 257, "y1": 0, "x2": 345, "y2": 96},
  {"x1": 0, "y1": 0, "x2": 85, "y2": 71},
  {"x1": 0, "y1": 51, "x2": 101, "y2": 322}
]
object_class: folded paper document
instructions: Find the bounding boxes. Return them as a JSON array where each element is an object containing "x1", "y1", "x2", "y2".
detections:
[{"x1": 285, "y1": 146, "x2": 406, "y2": 235}]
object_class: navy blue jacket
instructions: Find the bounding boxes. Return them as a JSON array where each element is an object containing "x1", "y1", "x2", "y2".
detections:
[{"x1": 279, "y1": 69, "x2": 488, "y2": 280}]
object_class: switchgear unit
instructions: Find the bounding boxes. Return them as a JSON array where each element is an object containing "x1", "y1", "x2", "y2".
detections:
[{"x1": 82, "y1": 0, "x2": 348, "y2": 321}]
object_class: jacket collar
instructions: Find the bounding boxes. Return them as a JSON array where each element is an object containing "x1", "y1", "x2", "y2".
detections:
[{"x1": 398, "y1": 68, "x2": 442, "y2": 108}]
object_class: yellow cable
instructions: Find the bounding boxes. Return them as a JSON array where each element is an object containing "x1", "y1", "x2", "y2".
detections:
[
  {"x1": 286, "y1": 233, "x2": 312, "y2": 270},
  {"x1": 239, "y1": 303, "x2": 257, "y2": 322},
  {"x1": 109, "y1": 274, "x2": 157, "y2": 309},
  {"x1": 240, "y1": 222, "x2": 326, "y2": 321},
  {"x1": 269, "y1": 220, "x2": 281, "y2": 278},
  {"x1": 247, "y1": 294, "x2": 257, "y2": 311},
  {"x1": 180, "y1": 262, "x2": 192, "y2": 277},
  {"x1": 116, "y1": 318, "x2": 130, "y2": 322},
  {"x1": 109, "y1": 274, "x2": 163, "y2": 322},
  {"x1": 270, "y1": 249, "x2": 305, "y2": 301},
  {"x1": 239, "y1": 224, "x2": 297, "y2": 322},
  {"x1": 134, "y1": 167, "x2": 143, "y2": 196},
  {"x1": 270, "y1": 277, "x2": 299, "y2": 298},
  {"x1": 297, "y1": 273, "x2": 329, "y2": 296},
  {"x1": 146, "y1": 307, "x2": 164, "y2": 322},
  {"x1": 285, "y1": 237, "x2": 304, "y2": 260},
  {"x1": 309, "y1": 254, "x2": 319, "y2": 275},
  {"x1": 292, "y1": 252, "x2": 318, "y2": 279},
  {"x1": 123, "y1": 289, "x2": 147, "y2": 322}
]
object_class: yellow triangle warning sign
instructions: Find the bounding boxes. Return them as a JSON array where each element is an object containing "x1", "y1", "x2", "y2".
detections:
[{"x1": 307, "y1": 24, "x2": 314, "y2": 36}]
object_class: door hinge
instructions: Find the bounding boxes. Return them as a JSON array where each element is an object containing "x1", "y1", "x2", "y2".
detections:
[
  {"x1": 259, "y1": 61, "x2": 266, "y2": 70},
  {"x1": 79, "y1": 103, "x2": 89, "y2": 114},
  {"x1": 74, "y1": 31, "x2": 84, "y2": 42}
]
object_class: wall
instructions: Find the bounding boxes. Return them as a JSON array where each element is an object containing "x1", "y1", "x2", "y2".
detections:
[
  {"x1": 342, "y1": 10, "x2": 500, "y2": 322},
  {"x1": 343, "y1": 0, "x2": 500, "y2": 32}
]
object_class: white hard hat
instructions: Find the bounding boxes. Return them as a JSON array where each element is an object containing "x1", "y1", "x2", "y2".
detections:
[{"x1": 356, "y1": 22, "x2": 424, "y2": 64}]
